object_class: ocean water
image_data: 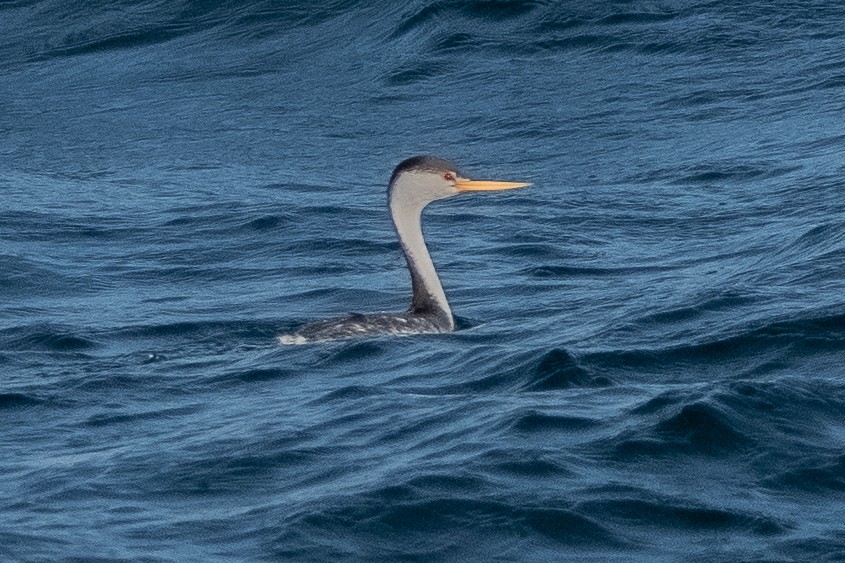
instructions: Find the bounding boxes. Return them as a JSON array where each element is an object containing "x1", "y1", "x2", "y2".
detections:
[{"x1": 2, "y1": 0, "x2": 845, "y2": 559}]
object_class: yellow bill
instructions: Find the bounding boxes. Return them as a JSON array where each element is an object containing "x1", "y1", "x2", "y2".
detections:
[{"x1": 455, "y1": 179, "x2": 531, "y2": 192}]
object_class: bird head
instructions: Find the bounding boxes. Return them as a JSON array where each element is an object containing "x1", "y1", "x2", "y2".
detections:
[{"x1": 388, "y1": 156, "x2": 529, "y2": 211}]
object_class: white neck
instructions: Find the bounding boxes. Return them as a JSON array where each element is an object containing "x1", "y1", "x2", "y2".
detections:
[{"x1": 389, "y1": 175, "x2": 454, "y2": 328}]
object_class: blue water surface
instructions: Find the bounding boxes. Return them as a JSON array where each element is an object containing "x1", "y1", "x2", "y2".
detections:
[{"x1": 2, "y1": 0, "x2": 845, "y2": 560}]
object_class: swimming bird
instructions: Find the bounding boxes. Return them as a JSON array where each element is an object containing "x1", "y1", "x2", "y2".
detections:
[{"x1": 278, "y1": 156, "x2": 529, "y2": 344}]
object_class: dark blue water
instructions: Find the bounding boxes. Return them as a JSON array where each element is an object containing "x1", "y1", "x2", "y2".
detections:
[{"x1": 3, "y1": 0, "x2": 845, "y2": 559}]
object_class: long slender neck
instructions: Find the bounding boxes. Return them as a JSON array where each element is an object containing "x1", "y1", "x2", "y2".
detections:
[{"x1": 390, "y1": 198, "x2": 454, "y2": 329}]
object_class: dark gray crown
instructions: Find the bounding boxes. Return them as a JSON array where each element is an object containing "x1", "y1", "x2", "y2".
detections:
[{"x1": 389, "y1": 156, "x2": 459, "y2": 188}]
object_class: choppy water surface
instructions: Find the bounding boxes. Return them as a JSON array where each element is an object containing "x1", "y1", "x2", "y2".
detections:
[{"x1": 3, "y1": 0, "x2": 845, "y2": 560}]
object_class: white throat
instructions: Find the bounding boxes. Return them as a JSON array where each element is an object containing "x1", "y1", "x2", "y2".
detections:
[{"x1": 389, "y1": 172, "x2": 455, "y2": 328}]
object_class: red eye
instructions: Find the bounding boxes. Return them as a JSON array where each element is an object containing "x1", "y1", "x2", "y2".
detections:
[{"x1": 444, "y1": 172, "x2": 454, "y2": 181}]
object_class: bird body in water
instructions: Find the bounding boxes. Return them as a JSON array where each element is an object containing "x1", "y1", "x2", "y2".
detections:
[{"x1": 278, "y1": 156, "x2": 529, "y2": 344}]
